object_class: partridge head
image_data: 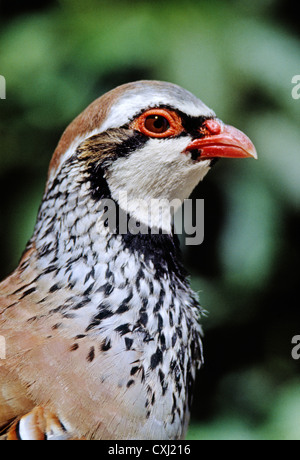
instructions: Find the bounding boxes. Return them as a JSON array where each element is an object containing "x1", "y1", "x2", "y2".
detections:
[{"x1": 0, "y1": 80, "x2": 256, "y2": 440}]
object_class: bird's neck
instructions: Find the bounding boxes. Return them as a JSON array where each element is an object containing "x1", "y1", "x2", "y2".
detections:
[{"x1": 30, "y1": 158, "x2": 187, "y2": 297}]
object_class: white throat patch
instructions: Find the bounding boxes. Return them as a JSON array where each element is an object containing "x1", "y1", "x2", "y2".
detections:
[{"x1": 106, "y1": 137, "x2": 211, "y2": 232}]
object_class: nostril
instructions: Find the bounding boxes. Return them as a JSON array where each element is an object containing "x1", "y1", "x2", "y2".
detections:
[{"x1": 203, "y1": 118, "x2": 222, "y2": 135}]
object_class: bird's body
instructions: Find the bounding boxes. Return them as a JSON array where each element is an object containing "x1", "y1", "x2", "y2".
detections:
[{"x1": 0, "y1": 81, "x2": 256, "y2": 440}]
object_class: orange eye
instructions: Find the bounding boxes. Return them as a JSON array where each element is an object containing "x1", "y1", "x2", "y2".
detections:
[
  {"x1": 131, "y1": 108, "x2": 183, "y2": 138},
  {"x1": 144, "y1": 115, "x2": 170, "y2": 134}
]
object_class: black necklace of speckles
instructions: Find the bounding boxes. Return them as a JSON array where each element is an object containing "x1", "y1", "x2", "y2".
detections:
[{"x1": 83, "y1": 149, "x2": 189, "y2": 285}]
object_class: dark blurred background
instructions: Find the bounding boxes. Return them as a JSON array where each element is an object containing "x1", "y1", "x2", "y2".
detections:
[{"x1": 0, "y1": 0, "x2": 299, "y2": 440}]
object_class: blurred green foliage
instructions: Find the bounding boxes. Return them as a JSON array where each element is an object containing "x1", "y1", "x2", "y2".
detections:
[{"x1": 0, "y1": 0, "x2": 299, "y2": 440}]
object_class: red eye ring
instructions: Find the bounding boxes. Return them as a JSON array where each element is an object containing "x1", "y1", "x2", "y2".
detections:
[{"x1": 131, "y1": 108, "x2": 184, "y2": 138}]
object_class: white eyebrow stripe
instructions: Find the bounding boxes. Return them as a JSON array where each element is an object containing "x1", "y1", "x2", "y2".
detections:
[{"x1": 99, "y1": 89, "x2": 215, "y2": 132}]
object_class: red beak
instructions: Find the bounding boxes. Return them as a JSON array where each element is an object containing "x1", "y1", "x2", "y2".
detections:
[{"x1": 185, "y1": 118, "x2": 257, "y2": 161}]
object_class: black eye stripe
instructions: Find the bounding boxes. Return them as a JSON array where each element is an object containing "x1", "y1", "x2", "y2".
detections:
[{"x1": 180, "y1": 114, "x2": 210, "y2": 137}]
